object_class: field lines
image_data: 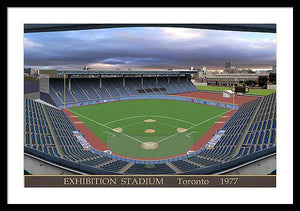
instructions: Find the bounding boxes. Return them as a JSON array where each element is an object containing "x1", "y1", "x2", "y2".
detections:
[
  {"x1": 68, "y1": 99, "x2": 230, "y2": 158},
  {"x1": 155, "y1": 120, "x2": 178, "y2": 129},
  {"x1": 155, "y1": 109, "x2": 233, "y2": 144},
  {"x1": 103, "y1": 131, "x2": 115, "y2": 137},
  {"x1": 70, "y1": 108, "x2": 232, "y2": 146},
  {"x1": 186, "y1": 131, "x2": 199, "y2": 137},
  {"x1": 103, "y1": 115, "x2": 196, "y2": 126},
  {"x1": 122, "y1": 121, "x2": 144, "y2": 129},
  {"x1": 69, "y1": 109, "x2": 144, "y2": 144}
]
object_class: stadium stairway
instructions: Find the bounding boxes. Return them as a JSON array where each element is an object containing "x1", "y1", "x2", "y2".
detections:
[
  {"x1": 117, "y1": 162, "x2": 135, "y2": 174},
  {"x1": 41, "y1": 103, "x2": 66, "y2": 157},
  {"x1": 183, "y1": 158, "x2": 207, "y2": 168},
  {"x1": 228, "y1": 97, "x2": 263, "y2": 159},
  {"x1": 93, "y1": 159, "x2": 117, "y2": 168},
  {"x1": 166, "y1": 162, "x2": 183, "y2": 174}
]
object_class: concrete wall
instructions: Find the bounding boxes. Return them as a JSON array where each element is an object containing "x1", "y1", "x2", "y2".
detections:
[
  {"x1": 267, "y1": 85, "x2": 276, "y2": 90},
  {"x1": 24, "y1": 80, "x2": 39, "y2": 94}
]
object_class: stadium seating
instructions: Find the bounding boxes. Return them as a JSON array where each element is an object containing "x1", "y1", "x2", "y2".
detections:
[
  {"x1": 48, "y1": 77, "x2": 198, "y2": 107},
  {"x1": 124, "y1": 163, "x2": 176, "y2": 175},
  {"x1": 24, "y1": 98, "x2": 58, "y2": 156},
  {"x1": 233, "y1": 93, "x2": 276, "y2": 159}
]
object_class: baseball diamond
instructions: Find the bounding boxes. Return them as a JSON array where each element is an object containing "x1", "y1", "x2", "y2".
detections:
[{"x1": 68, "y1": 99, "x2": 229, "y2": 158}]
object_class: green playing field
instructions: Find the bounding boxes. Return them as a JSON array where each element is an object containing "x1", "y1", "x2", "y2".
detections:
[{"x1": 69, "y1": 99, "x2": 229, "y2": 158}]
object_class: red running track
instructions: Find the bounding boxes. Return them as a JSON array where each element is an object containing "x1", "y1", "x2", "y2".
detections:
[
  {"x1": 174, "y1": 91, "x2": 258, "y2": 107},
  {"x1": 63, "y1": 109, "x2": 112, "y2": 152}
]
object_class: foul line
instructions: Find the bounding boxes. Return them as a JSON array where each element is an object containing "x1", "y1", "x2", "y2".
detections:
[
  {"x1": 103, "y1": 115, "x2": 196, "y2": 126},
  {"x1": 69, "y1": 110, "x2": 144, "y2": 144},
  {"x1": 103, "y1": 131, "x2": 115, "y2": 137},
  {"x1": 69, "y1": 109, "x2": 233, "y2": 147},
  {"x1": 155, "y1": 109, "x2": 234, "y2": 144},
  {"x1": 186, "y1": 131, "x2": 199, "y2": 138}
]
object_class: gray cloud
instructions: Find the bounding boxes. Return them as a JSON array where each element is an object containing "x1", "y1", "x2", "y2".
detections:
[{"x1": 24, "y1": 27, "x2": 276, "y2": 70}]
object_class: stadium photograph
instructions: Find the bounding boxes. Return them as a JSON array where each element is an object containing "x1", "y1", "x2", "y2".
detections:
[{"x1": 23, "y1": 24, "x2": 277, "y2": 178}]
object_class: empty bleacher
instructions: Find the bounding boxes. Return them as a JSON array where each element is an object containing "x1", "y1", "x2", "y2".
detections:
[
  {"x1": 233, "y1": 93, "x2": 276, "y2": 159},
  {"x1": 124, "y1": 163, "x2": 176, "y2": 175},
  {"x1": 48, "y1": 76, "x2": 198, "y2": 107},
  {"x1": 24, "y1": 98, "x2": 58, "y2": 155}
]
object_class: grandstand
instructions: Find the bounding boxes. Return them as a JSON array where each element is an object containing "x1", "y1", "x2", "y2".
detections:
[
  {"x1": 39, "y1": 69, "x2": 198, "y2": 108},
  {"x1": 24, "y1": 69, "x2": 276, "y2": 175}
]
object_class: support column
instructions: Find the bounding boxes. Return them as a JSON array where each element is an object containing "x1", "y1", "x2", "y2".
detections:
[
  {"x1": 123, "y1": 75, "x2": 126, "y2": 87},
  {"x1": 99, "y1": 75, "x2": 102, "y2": 88},
  {"x1": 168, "y1": 75, "x2": 170, "y2": 84},
  {"x1": 156, "y1": 74, "x2": 158, "y2": 84},
  {"x1": 141, "y1": 74, "x2": 144, "y2": 86},
  {"x1": 63, "y1": 74, "x2": 66, "y2": 108},
  {"x1": 68, "y1": 75, "x2": 71, "y2": 90}
]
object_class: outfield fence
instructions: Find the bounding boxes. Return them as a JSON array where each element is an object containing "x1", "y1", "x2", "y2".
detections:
[{"x1": 60, "y1": 95, "x2": 239, "y2": 110}]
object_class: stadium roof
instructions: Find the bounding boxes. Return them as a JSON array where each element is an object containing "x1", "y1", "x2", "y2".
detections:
[
  {"x1": 24, "y1": 24, "x2": 276, "y2": 33},
  {"x1": 52, "y1": 69, "x2": 198, "y2": 76}
]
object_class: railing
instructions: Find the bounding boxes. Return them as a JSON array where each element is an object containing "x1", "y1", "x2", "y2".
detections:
[{"x1": 60, "y1": 95, "x2": 239, "y2": 110}]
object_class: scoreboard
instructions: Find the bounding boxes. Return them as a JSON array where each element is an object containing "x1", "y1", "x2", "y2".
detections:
[{"x1": 232, "y1": 84, "x2": 249, "y2": 94}]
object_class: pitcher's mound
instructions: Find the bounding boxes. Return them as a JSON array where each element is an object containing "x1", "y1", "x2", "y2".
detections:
[
  {"x1": 145, "y1": 129, "x2": 155, "y2": 133},
  {"x1": 177, "y1": 128, "x2": 187, "y2": 133},
  {"x1": 144, "y1": 119, "x2": 156, "y2": 123},
  {"x1": 112, "y1": 127, "x2": 123, "y2": 133},
  {"x1": 141, "y1": 142, "x2": 159, "y2": 150}
]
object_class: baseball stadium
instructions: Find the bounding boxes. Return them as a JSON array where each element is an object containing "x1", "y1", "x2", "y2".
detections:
[{"x1": 24, "y1": 69, "x2": 276, "y2": 175}]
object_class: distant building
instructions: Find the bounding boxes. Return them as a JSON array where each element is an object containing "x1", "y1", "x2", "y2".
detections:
[
  {"x1": 224, "y1": 62, "x2": 239, "y2": 74},
  {"x1": 195, "y1": 66, "x2": 208, "y2": 82},
  {"x1": 225, "y1": 62, "x2": 231, "y2": 69},
  {"x1": 24, "y1": 67, "x2": 35, "y2": 76},
  {"x1": 239, "y1": 68, "x2": 253, "y2": 74},
  {"x1": 206, "y1": 73, "x2": 269, "y2": 86}
]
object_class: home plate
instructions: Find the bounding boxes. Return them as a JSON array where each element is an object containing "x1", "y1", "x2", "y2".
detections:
[{"x1": 141, "y1": 142, "x2": 159, "y2": 150}]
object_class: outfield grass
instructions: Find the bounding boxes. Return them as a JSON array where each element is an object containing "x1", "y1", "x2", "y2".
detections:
[
  {"x1": 69, "y1": 99, "x2": 228, "y2": 158},
  {"x1": 195, "y1": 85, "x2": 276, "y2": 96}
]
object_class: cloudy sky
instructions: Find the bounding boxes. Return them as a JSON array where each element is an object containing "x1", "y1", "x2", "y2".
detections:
[{"x1": 24, "y1": 27, "x2": 276, "y2": 70}]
